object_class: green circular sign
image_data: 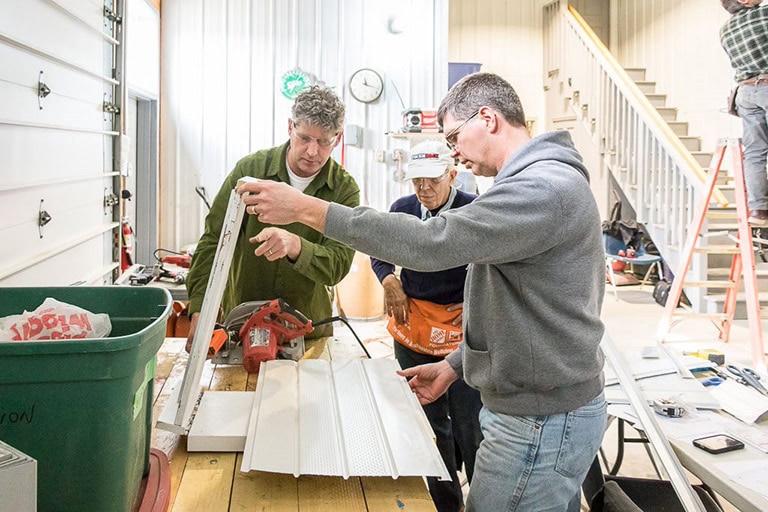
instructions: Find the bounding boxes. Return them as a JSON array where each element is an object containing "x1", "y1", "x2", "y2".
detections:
[{"x1": 280, "y1": 69, "x2": 310, "y2": 100}]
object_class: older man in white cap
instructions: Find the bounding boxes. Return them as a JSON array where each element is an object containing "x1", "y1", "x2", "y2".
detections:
[{"x1": 370, "y1": 140, "x2": 482, "y2": 512}]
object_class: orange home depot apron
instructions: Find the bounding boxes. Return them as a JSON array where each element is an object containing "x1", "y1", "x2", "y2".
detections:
[{"x1": 387, "y1": 298, "x2": 463, "y2": 356}]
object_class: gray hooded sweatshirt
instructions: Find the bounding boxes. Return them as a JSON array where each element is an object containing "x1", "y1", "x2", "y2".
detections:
[{"x1": 325, "y1": 130, "x2": 605, "y2": 416}]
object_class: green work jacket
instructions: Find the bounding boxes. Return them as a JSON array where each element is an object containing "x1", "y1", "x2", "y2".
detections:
[{"x1": 187, "y1": 142, "x2": 360, "y2": 338}]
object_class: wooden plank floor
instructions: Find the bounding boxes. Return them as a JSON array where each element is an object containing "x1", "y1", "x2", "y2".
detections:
[{"x1": 151, "y1": 337, "x2": 436, "y2": 512}]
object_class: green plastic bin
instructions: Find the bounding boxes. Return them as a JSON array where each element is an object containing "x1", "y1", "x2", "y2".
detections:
[{"x1": 0, "y1": 286, "x2": 172, "y2": 512}]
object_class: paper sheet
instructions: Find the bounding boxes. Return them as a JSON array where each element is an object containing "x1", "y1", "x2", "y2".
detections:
[
  {"x1": 713, "y1": 460, "x2": 768, "y2": 500},
  {"x1": 709, "y1": 379, "x2": 768, "y2": 424},
  {"x1": 603, "y1": 352, "x2": 714, "y2": 386},
  {"x1": 609, "y1": 404, "x2": 768, "y2": 456}
]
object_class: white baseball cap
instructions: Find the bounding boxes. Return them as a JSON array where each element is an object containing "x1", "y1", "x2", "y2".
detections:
[{"x1": 405, "y1": 140, "x2": 455, "y2": 180}]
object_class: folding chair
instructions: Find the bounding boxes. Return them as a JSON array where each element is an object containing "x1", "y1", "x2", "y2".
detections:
[
  {"x1": 582, "y1": 455, "x2": 724, "y2": 511},
  {"x1": 604, "y1": 234, "x2": 663, "y2": 300}
]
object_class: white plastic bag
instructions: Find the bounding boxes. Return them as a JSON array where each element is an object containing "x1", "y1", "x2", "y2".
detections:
[{"x1": 0, "y1": 298, "x2": 112, "y2": 341}]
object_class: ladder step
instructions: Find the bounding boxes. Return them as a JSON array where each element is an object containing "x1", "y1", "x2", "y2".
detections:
[
  {"x1": 709, "y1": 267, "x2": 768, "y2": 277},
  {"x1": 693, "y1": 245, "x2": 740, "y2": 254},
  {"x1": 672, "y1": 312, "x2": 729, "y2": 320},
  {"x1": 705, "y1": 211, "x2": 738, "y2": 219},
  {"x1": 683, "y1": 280, "x2": 737, "y2": 289}
]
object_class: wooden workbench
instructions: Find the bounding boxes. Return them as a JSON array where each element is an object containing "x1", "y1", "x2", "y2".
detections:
[{"x1": 151, "y1": 337, "x2": 436, "y2": 511}]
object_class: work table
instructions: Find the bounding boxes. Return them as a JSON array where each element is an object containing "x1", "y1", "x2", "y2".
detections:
[{"x1": 151, "y1": 337, "x2": 436, "y2": 511}]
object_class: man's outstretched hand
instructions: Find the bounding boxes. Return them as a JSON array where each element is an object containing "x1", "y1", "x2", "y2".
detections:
[
  {"x1": 397, "y1": 359, "x2": 459, "y2": 405},
  {"x1": 237, "y1": 179, "x2": 329, "y2": 231}
]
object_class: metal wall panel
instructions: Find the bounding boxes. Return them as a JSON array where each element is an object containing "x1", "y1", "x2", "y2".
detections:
[
  {"x1": 160, "y1": 0, "x2": 449, "y2": 251},
  {"x1": 0, "y1": 0, "x2": 123, "y2": 286}
]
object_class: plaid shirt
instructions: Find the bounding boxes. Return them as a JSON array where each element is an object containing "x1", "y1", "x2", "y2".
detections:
[{"x1": 721, "y1": 5, "x2": 768, "y2": 82}]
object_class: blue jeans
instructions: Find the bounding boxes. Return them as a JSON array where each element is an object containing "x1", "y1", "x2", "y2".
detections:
[
  {"x1": 737, "y1": 85, "x2": 768, "y2": 210},
  {"x1": 466, "y1": 392, "x2": 606, "y2": 512},
  {"x1": 395, "y1": 343, "x2": 484, "y2": 512}
]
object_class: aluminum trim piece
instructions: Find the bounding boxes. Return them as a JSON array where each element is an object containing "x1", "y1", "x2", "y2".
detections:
[
  {"x1": 156, "y1": 177, "x2": 255, "y2": 434},
  {"x1": 241, "y1": 359, "x2": 451, "y2": 480},
  {"x1": 601, "y1": 334, "x2": 708, "y2": 511}
]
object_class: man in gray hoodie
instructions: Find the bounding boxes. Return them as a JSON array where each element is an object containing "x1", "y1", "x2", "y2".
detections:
[{"x1": 239, "y1": 72, "x2": 606, "y2": 512}]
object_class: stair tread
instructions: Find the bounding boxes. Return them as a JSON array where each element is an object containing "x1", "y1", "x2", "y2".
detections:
[
  {"x1": 693, "y1": 245, "x2": 740, "y2": 254},
  {"x1": 683, "y1": 280, "x2": 737, "y2": 288},
  {"x1": 709, "y1": 267, "x2": 768, "y2": 276},
  {"x1": 704, "y1": 291, "x2": 768, "y2": 301},
  {"x1": 672, "y1": 311, "x2": 729, "y2": 319}
]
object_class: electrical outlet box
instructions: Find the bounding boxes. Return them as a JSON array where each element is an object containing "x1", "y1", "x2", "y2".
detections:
[
  {"x1": 344, "y1": 124, "x2": 361, "y2": 147},
  {"x1": 374, "y1": 150, "x2": 385, "y2": 163}
]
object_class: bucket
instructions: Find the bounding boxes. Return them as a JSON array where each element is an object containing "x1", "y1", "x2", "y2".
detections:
[{"x1": 0, "y1": 286, "x2": 172, "y2": 512}]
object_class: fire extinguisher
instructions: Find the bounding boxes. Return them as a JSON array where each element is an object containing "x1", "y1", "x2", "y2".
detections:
[{"x1": 121, "y1": 216, "x2": 134, "y2": 271}]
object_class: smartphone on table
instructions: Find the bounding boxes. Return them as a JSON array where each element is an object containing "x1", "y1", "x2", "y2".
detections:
[{"x1": 692, "y1": 434, "x2": 745, "y2": 454}]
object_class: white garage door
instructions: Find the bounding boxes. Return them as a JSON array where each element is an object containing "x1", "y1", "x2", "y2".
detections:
[{"x1": 0, "y1": 0, "x2": 124, "y2": 286}]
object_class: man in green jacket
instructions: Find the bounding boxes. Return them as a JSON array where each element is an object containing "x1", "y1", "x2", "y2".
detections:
[{"x1": 186, "y1": 86, "x2": 360, "y2": 340}]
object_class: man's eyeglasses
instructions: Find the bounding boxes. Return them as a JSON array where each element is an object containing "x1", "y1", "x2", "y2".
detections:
[
  {"x1": 445, "y1": 110, "x2": 479, "y2": 150},
  {"x1": 411, "y1": 171, "x2": 450, "y2": 189},
  {"x1": 291, "y1": 124, "x2": 339, "y2": 148}
]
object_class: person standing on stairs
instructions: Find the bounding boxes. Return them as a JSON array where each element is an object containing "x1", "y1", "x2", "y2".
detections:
[
  {"x1": 370, "y1": 140, "x2": 482, "y2": 512},
  {"x1": 720, "y1": 0, "x2": 768, "y2": 226},
  {"x1": 238, "y1": 72, "x2": 607, "y2": 512}
]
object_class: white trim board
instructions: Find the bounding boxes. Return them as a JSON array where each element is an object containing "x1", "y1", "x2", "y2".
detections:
[{"x1": 187, "y1": 392, "x2": 253, "y2": 452}]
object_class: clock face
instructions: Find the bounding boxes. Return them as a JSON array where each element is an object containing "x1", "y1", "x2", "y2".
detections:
[{"x1": 349, "y1": 68, "x2": 383, "y2": 103}]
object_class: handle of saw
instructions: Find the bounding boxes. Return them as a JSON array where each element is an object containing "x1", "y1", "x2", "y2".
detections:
[
  {"x1": 184, "y1": 326, "x2": 227, "y2": 359},
  {"x1": 209, "y1": 328, "x2": 228, "y2": 358},
  {"x1": 275, "y1": 298, "x2": 311, "y2": 330}
]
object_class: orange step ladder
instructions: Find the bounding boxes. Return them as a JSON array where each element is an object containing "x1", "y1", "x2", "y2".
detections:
[{"x1": 657, "y1": 138, "x2": 766, "y2": 370}]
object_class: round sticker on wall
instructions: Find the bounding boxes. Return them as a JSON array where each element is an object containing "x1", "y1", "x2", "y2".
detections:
[{"x1": 280, "y1": 68, "x2": 311, "y2": 100}]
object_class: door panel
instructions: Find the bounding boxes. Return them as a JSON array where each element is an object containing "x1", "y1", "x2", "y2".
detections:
[
  {"x1": 0, "y1": 44, "x2": 104, "y2": 104},
  {"x1": 0, "y1": 127, "x2": 108, "y2": 188},
  {"x1": 0, "y1": 0, "x2": 123, "y2": 286},
  {"x1": 0, "y1": 0, "x2": 104, "y2": 71}
]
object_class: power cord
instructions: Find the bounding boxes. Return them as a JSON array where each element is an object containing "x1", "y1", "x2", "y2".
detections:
[
  {"x1": 313, "y1": 316, "x2": 372, "y2": 359},
  {"x1": 153, "y1": 247, "x2": 186, "y2": 262}
]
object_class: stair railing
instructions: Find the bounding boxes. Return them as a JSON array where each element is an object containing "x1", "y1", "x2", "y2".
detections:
[{"x1": 543, "y1": 1, "x2": 728, "y2": 310}]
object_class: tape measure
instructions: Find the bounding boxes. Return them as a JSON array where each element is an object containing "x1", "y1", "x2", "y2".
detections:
[
  {"x1": 652, "y1": 398, "x2": 684, "y2": 417},
  {"x1": 683, "y1": 349, "x2": 725, "y2": 366}
]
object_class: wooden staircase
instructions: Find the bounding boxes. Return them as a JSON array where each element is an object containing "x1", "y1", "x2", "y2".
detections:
[{"x1": 624, "y1": 67, "x2": 768, "y2": 320}]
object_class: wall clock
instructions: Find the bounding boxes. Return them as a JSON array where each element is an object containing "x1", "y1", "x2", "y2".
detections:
[{"x1": 349, "y1": 68, "x2": 384, "y2": 103}]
